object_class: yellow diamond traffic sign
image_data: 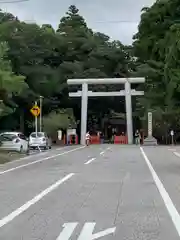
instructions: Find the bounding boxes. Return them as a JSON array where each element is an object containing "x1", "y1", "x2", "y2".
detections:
[{"x1": 30, "y1": 105, "x2": 40, "y2": 117}]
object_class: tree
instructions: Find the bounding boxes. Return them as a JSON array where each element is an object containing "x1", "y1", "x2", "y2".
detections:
[
  {"x1": 133, "y1": 0, "x2": 180, "y2": 139},
  {"x1": 42, "y1": 109, "x2": 76, "y2": 135},
  {"x1": 0, "y1": 41, "x2": 26, "y2": 117},
  {"x1": 0, "y1": 6, "x2": 135, "y2": 134}
]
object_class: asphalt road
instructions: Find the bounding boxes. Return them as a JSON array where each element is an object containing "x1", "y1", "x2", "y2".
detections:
[{"x1": 0, "y1": 144, "x2": 180, "y2": 239}]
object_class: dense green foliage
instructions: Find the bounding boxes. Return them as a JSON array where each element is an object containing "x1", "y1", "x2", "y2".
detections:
[
  {"x1": 133, "y1": 0, "x2": 180, "y2": 139},
  {"x1": 0, "y1": 6, "x2": 134, "y2": 135},
  {"x1": 1, "y1": 2, "x2": 180, "y2": 140}
]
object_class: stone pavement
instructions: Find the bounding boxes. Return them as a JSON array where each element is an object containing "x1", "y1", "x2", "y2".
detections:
[{"x1": 0, "y1": 144, "x2": 180, "y2": 239}]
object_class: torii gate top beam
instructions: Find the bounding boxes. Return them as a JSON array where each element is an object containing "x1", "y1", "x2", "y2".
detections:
[
  {"x1": 69, "y1": 90, "x2": 144, "y2": 97},
  {"x1": 67, "y1": 78, "x2": 145, "y2": 85}
]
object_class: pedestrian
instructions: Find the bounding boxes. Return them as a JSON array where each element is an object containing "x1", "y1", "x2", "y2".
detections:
[
  {"x1": 135, "y1": 130, "x2": 140, "y2": 145},
  {"x1": 85, "y1": 131, "x2": 90, "y2": 146},
  {"x1": 100, "y1": 131, "x2": 104, "y2": 144}
]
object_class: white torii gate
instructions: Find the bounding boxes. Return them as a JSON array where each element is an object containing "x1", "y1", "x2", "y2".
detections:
[{"x1": 67, "y1": 78, "x2": 145, "y2": 145}]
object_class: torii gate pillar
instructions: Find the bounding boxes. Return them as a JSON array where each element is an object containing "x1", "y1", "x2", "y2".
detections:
[
  {"x1": 67, "y1": 78, "x2": 145, "y2": 145},
  {"x1": 125, "y1": 81, "x2": 133, "y2": 145},
  {"x1": 81, "y1": 82, "x2": 88, "y2": 146}
]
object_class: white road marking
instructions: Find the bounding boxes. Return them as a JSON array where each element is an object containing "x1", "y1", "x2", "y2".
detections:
[
  {"x1": 140, "y1": 147, "x2": 180, "y2": 237},
  {"x1": 0, "y1": 146, "x2": 85, "y2": 175},
  {"x1": 85, "y1": 158, "x2": 96, "y2": 165},
  {"x1": 173, "y1": 152, "x2": 180, "y2": 158},
  {"x1": 0, "y1": 151, "x2": 47, "y2": 167},
  {"x1": 100, "y1": 151, "x2": 104, "y2": 155},
  {"x1": 55, "y1": 146, "x2": 70, "y2": 151},
  {"x1": 78, "y1": 222, "x2": 116, "y2": 239},
  {"x1": 0, "y1": 146, "x2": 71, "y2": 168},
  {"x1": 57, "y1": 223, "x2": 78, "y2": 240},
  {"x1": 0, "y1": 173, "x2": 74, "y2": 228},
  {"x1": 168, "y1": 148, "x2": 176, "y2": 151},
  {"x1": 56, "y1": 222, "x2": 116, "y2": 240}
]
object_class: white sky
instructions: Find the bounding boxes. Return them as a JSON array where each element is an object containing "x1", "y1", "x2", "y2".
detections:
[{"x1": 1, "y1": 0, "x2": 155, "y2": 44}]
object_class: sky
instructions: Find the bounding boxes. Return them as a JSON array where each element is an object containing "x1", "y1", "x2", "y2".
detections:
[{"x1": 0, "y1": 0, "x2": 155, "y2": 44}]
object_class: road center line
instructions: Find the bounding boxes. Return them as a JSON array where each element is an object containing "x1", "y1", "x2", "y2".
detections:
[
  {"x1": 84, "y1": 158, "x2": 96, "y2": 165},
  {"x1": 0, "y1": 146, "x2": 85, "y2": 175},
  {"x1": 140, "y1": 147, "x2": 180, "y2": 237},
  {"x1": 0, "y1": 173, "x2": 74, "y2": 228}
]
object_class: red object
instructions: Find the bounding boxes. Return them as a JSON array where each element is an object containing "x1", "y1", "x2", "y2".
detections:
[
  {"x1": 114, "y1": 135, "x2": 128, "y2": 144},
  {"x1": 75, "y1": 135, "x2": 78, "y2": 144},
  {"x1": 63, "y1": 134, "x2": 78, "y2": 145},
  {"x1": 90, "y1": 135, "x2": 100, "y2": 144},
  {"x1": 69, "y1": 135, "x2": 78, "y2": 145}
]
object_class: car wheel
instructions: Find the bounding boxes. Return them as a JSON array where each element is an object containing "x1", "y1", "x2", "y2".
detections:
[
  {"x1": 19, "y1": 145, "x2": 23, "y2": 153},
  {"x1": 44, "y1": 145, "x2": 48, "y2": 150}
]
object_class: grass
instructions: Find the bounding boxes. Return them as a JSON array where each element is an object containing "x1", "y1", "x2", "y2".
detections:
[{"x1": 0, "y1": 151, "x2": 25, "y2": 164}]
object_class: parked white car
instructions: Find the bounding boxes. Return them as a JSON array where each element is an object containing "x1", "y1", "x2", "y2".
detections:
[
  {"x1": 0, "y1": 132, "x2": 29, "y2": 153},
  {"x1": 29, "y1": 132, "x2": 52, "y2": 150}
]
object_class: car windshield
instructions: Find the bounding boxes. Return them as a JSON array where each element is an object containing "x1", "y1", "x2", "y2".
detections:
[
  {"x1": 0, "y1": 134, "x2": 17, "y2": 141},
  {"x1": 30, "y1": 132, "x2": 44, "y2": 138}
]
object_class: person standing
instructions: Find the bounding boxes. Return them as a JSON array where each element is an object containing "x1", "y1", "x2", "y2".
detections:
[
  {"x1": 85, "y1": 131, "x2": 90, "y2": 146},
  {"x1": 100, "y1": 131, "x2": 104, "y2": 144},
  {"x1": 135, "y1": 130, "x2": 140, "y2": 145}
]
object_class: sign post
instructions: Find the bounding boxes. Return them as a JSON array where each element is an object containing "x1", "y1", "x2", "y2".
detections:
[
  {"x1": 143, "y1": 111, "x2": 157, "y2": 145},
  {"x1": 30, "y1": 102, "x2": 40, "y2": 137},
  {"x1": 148, "y1": 112, "x2": 152, "y2": 137}
]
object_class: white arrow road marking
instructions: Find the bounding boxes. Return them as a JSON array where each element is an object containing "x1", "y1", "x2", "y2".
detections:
[
  {"x1": 56, "y1": 222, "x2": 116, "y2": 240},
  {"x1": 78, "y1": 222, "x2": 116, "y2": 240},
  {"x1": 57, "y1": 223, "x2": 78, "y2": 240},
  {"x1": 0, "y1": 173, "x2": 74, "y2": 228},
  {"x1": 84, "y1": 158, "x2": 96, "y2": 165}
]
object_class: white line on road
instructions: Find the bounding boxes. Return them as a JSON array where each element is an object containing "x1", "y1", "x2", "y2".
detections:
[
  {"x1": 0, "y1": 173, "x2": 74, "y2": 228},
  {"x1": 140, "y1": 147, "x2": 180, "y2": 237},
  {"x1": 100, "y1": 151, "x2": 104, "y2": 155},
  {"x1": 0, "y1": 151, "x2": 47, "y2": 167},
  {"x1": 0, "y1": 146, "x2": 85, "y2": 175},
  {"x1": 168, "y1": 148, "x2": 176, "y2": 151},
  {"x1": 84, "y1": 158, "x2": 96, "y2": 165},
  {"x1": 0, "y1": 146, "x2": 73, "y2": 168},
  {"x1": 55, "y1": 146, "x2": 71, "y2": 151},
  {"x1": 173, "y1": 152, "x2": 180, "y2": 158}
]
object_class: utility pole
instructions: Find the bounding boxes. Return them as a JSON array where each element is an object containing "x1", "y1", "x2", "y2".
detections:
[
  {"x1": 39, "y1": 96, "x2": 43, "y2": 132},
  {"x1": 35, "y1": 101, "x2": 38, "y2": 137}
]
